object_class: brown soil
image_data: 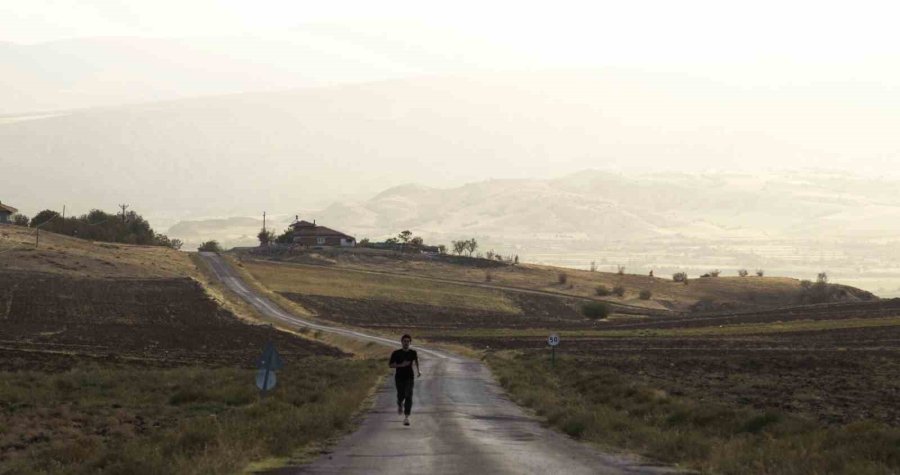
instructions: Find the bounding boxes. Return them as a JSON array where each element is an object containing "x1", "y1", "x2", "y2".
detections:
[
  {"x1": 444, "y1": 312, "x2": 900, "y2": 427},
  {"x1": 0, "y1": 271, "x2": 344, "y2": 371}
]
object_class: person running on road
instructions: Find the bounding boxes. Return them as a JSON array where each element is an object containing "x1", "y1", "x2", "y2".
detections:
[{"x1": 389, "y1": 334, "x2": 421, "y2": 426}]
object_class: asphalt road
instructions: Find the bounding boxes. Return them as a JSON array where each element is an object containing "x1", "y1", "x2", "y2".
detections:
[{"x1": 199, "y1": 253, "x2": 676, "y2": 474}]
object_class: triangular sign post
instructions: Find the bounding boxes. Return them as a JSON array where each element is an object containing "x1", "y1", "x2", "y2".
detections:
[{"x1": 257, "y1": 341, "x2": 283, "y2": 397}]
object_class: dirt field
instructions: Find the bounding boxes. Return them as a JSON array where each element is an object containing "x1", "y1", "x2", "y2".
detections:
[
  {"x1": 0, "y1": 270, "x2": 343, "y2": 371},
  {"x1": 238, "y1": 247, "x2": 876, "y2": 313},
  {"x1": 443, "y1": 301, "x2": 900, "y2": 428},
  {"x1": 0, "y1": 228, "x2": 381, "y2": 473}
]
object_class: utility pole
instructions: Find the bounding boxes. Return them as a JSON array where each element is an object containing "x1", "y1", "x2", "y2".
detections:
[
  {"x1": 263, "y1": 211, "x2": 267, "y2": 233},
  {"x1": 119, "y1": 204, "x2": 129, "y2": 223},
  {"x1": 62, "y1": 205, "x2": 66, "y2": 220}
]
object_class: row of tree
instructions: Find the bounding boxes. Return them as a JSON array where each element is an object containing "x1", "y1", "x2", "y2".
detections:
[{"x1": 14, "y1": 209, "x2": 182, "y2": 249}]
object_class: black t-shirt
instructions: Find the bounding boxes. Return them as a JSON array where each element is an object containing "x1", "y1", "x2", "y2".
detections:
[{"x1": 390, "y1": 349, "x2": 418, "y2": 379}]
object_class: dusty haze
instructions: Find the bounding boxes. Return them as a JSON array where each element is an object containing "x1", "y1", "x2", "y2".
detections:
[{"x1": 2, "y1": 1, "x2": 899, "y2": 295}]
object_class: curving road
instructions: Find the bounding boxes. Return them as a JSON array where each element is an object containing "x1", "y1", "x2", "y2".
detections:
[{"x1": 199, "y1": 253, "x2": 675, "y2": 474}]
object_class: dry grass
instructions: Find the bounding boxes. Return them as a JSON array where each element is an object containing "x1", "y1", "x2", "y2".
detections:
[
  {"x1": 0, "y1": 225, "x2": 198, "y2": 279},
  {"x1": 490, "y1": 351, "x2": 900, "y2": 474},
  {"x1": 0, "y1": 359, "x2": 383, "y2": 474},
  {"x1": 241, "y1": 259, "x2": 520, "y2": 314},
  {"x1": 425, "y1": 315, "x2": 900, "y2": 339},
  {"x1": 250, "y1": 249, "x2": 814, "y2": 312}
]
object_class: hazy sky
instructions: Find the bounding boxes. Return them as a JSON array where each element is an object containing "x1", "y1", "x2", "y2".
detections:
[
  {"x1": 5, "y1": 1, "x2": 900, "y2": 67},
  {"x1": 3, "y1": 0, "x2": 900, "y2": 219}
]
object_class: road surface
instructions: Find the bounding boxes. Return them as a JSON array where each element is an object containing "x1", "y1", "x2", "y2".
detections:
[{"x1": 200, "y1": 253, "x2": 676, "y2": 474}]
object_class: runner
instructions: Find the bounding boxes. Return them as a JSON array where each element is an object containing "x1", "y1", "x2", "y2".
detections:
[{"x1": 389, "y1": 334, "x2": 421, "y2": 426}]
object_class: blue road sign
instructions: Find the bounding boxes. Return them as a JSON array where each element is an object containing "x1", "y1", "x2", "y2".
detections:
[{"x1": 257, "y1": 341, "x2": 284, "y2": 371}]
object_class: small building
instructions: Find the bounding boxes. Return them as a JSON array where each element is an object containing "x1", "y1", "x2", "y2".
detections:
[
  {"x1": 0, "y1": 201, "x2": 18, "y2": 224},
  {"x1": 290, "y1": 220, "x2": 356, "y2": 247}
]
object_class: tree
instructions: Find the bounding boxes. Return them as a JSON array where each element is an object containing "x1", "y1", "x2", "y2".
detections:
[
  {"x1": 485, "y1": 250, "x2": 496, "y2": 260},
  {"x1": 409, "y1": 236, "x2": 424, "y2": 248},
  {"x1": 590, "y1": 261, "x2": 597, "y2": 272},
  {"x1": 154, "y1": 234, "x2": 183, "y2": 250},
  {"x1": 437, "y1": 244, "x2": 447, "y2": 255},
  {"x1": 709, "y1": 269, "x2": 721, "y2": 278},
  {"x1": 673, "y1": 272, "x2": 688, "y2": 283},
  {"x1": 198, "y1": 240, "x2": 223, "y2": 252},
  {"x1": 514, "y1": 255, "x2": 519, "y2": 265},
  {"x1": 11, "y1": 214, "x2": 29, "y2": 226},
  {"x1": 756, "y1": 269, "x2": 765, "y2": 277},
  {"x1": 257, "y1": 228, "x2": 275, "y2": 246},
  {"x1": 359, "y1": 238, "x2": 371, "y2": 247},
  {"x1": 30, "y1": 210, "x2": 60, "y2": 228},
  {"x1": 465, "y1": 238, "x2": 478, "y2": 257},
  {"x1": 817, "y1": 272, "x2": 829, "y2": 284},
  {"x1": 617, "y1": 265, "x2": 626, "y2": 275},
  {"x1": 738, "y1": 269, "x2": 749, "y2": 277},
  {"x1": 581, "y1": 302, "x2": 610, "y2": 319},
  {"x1": 274, "y1": 227, "x2": 294, "y2": 244},
  {"x1": 398, "y1": 230, "x2": 413, "y2": 243},
  {"x1": 452, "y1": 240, "x2": 467, "y2": 256}
]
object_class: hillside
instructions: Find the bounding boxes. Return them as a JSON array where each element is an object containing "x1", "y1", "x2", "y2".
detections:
[
  {"x1": 235, "y1": 247, "x2": 877, "y2": 315},
  {"x1": 5, "y1": 71, "x2": 900, "y2": 222}
]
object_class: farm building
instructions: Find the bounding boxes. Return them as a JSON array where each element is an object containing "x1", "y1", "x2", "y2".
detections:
[
  {"x1": 0, "y1": 201, "x2": 18, "y2": 224},
  {"x1": 290, "y1": 219, "x2": 356, "y2": 247}
]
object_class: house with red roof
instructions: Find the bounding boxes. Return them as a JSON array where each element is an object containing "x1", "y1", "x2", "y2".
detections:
[{"x1": 290, "y1": 219, "x2": 356, "y2": 247}]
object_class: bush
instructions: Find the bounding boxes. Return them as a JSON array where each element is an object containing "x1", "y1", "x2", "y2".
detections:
[
  {"x1": 639, "y1": 289, "x2": 652, "y2": 300},
  {"x1": 738, "y1": 269, "x2": 749, "y2": 277},
  {"x1": 581, "y1": 302, "x2": 610, "y2": 319},
  {"x1": 558, "y1": 272, "x2": 568, "y2": 284},
  {"x1": 11, "y1": 213, "x2": 29, "y2": 226},
  {"x1": 612, "y1": 285, "x2": 626, "y2": 297},
  {"x1": 673, "y1": 272, "x2": 688, "y2": 283},
  {"x1": 709, "y1": 269, "x2": 721, "y2": 278},
  {"x1": 595, "y1": 285, "x2": 611, "y2": 296},
  {"x1": 756, "y1": 269, "x2": 765, "y2": 277},
  {"x1": 198, "y1": 240, "x2": 223, "y2": 252}
]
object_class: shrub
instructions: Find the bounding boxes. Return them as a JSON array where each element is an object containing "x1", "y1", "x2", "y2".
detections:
[
  {"x1": 612, "y1": 285, "x2": 626, "y2": 297},
  {"x1": 639, "y1": 289, "x2": 652, "y2": 300},
  {"x1": 558, "y1": 272, "x2": 568, "y2": 284},
  {"x1": 595, "y1": 285, "x2": 611, "y2": 296},
  {"x1": 581, "y1": 302, "x2": 610, "y2": 319},
  {"x1": 673, "y1": 272, "x2": 688, "y2": 283},
  {"x1": 198, "y1": 240, "x2": 223, "y2": 252},
  {"x1": 11, "y1": 213, "x2": 29, "y2": 226},
  {"x1": 756, "y1": 269, "x2": 765, "y2": 277},
  {"x1": 738, "y1": 269, "x2": 749, "y2": 277},
  {"x1": 709, "y1": 269, "x2": 721, "y2": 278}
]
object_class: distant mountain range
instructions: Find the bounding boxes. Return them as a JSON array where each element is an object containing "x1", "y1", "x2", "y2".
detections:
[
  {"x1": 311, "y1": 170, "x2": 900, "y2": 241},
  {"x1": 4, "y1": 71, "x2": 898, "y2": 224}
]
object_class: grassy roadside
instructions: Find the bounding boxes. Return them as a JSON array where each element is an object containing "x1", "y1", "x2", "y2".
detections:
[
  {"x1": 423, "y1": 315, "x2": 900, "y2": 339},
  {"x1": 488, "y1": 351, "x2": 900, "y2": 474},
  {"x1": 0, "y1": 358, "x2": 382, "y2": 474}
]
